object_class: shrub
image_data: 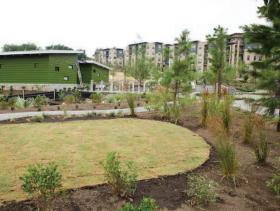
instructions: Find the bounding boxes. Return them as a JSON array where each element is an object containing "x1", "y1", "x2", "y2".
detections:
[
  {"x1": 216, "y1": 140, "x2": 238, "y2": 182},
  {"x1": 31, "y1": 114, "x2": 45, "y2": 122},
  {"x1": 115, "y1": 94, "x2": 124, "y2": 103},
  {"x1": 126, "y1": 93, "x2": 137, "y2": 117},
  {"x1": 90, "y1": 93, "x2": 103, "y2": 104},
  {"x1": 14, "y1": 97, "x2": 26, "y2": 109},
  {"x1": 186, "y1": 175, "x2": 217, "y2": 207},
  {"x1": 64, "y1": 94, "x2": 75, "y2": 104},
  {"x1": 267, "y1": 158, "x2": 280, "y2": 199},
  {"x1": 34, "y1": 95, "x2": 48, "y2": 111},
  {"x1": 8, "y1": 97, "x2": 17, "y2": 111},
  {"x1": 24, "y1": 98, "x2": 34, "y2": 108},
  {"x1": 138, "y1": 197, "x2": 158, "y2": 211},
  {"x1": 20, "y1": 163, "x2": 62, "y2": 205},
  {"x1": 105, "y1": 94, "x2": 116, "y2": 104},
  {"x1": 119, "y1": 197, "x2": 158, "y2": 211},
  {"x1": 102, "y1": 152, "x2": 138, "y2": 197}
]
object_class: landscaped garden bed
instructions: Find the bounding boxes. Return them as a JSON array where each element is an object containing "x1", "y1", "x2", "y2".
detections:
[{"x1": 0, "y1": 102, "x2": 279, "y2": 211}]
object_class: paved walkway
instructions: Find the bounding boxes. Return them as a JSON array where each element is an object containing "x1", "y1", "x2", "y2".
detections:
[{"x1": 0, "y1": 107, "x2": 147, "y2": 121}]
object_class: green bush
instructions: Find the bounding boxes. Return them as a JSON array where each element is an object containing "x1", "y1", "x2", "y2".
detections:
[
  {"x1": 0, "y1": 101, "x2": 9, "y2": 109},
  {"x1": 254, "y1": 131, "x2": 269, "y2": 163},
  {"x1": 119, "y1": 197, "x2": 158, "y2": 211},
  {"x1": 138, "y1": 197, "x2": 158, "y2": 211},
  {"x1": 20, "y1": 163, "x2": 62, "y2": 202},
  {"x1": 102, "y1": 152, "x2": 138, "y2": 197},
  {"x1": 267, "y1": 158, "x2": 280, "y2": 199},
  {"x1": 31, "y1": 114, "x2": 45, "y2": 122},
  {"x1": 216, "y1": 140, "x2": 238, "y2": 182},
  {"x1": 64, "y1": 94, "x2": 75, "y2": 104},
  {"x1": 90, "y1": 93, "x2": 103, "y2": 104},
  {"x1": 126, "y1": 93, "x2": 137, "y2": 117},
  {"x1": 8, "y1": 97, "x2": 17, "y2": 111},
  {"x1": 34, "y1": 95, "x2": 49, "y2": 111},
  {"x1": 105, "y1": 94, "x2": 116, "y2": 104},
  {"x1": 186, "y1": 175, "x2": 217, "y2": 207}
]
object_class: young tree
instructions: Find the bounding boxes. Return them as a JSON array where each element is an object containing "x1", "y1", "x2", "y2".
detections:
[
  {"x1": 243, "y1": 0, "x2": 280, "y2": 131},
  {"x1": 126, "y1": 46, "x2": 154, "y2": 86},
  {"x1": 207, "y1": 26, "x2": 228, "y2": 99},
  {"x1": 161, "y1": 30, "x2": 195, "y2": 105}
]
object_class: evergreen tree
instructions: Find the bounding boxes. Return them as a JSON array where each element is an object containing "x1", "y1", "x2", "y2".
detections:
[
  {"x1": 46, "y1": 44, "x2": 73, "y2": 50},
  {"x1": 207, "y1": 26, "x2": 228, "y2": 99},
  {"x1": 243, "y1": 0, "x2": 280, "y2": 131}
]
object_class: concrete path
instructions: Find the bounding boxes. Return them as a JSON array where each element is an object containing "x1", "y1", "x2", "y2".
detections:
[{"x1": 0, "y1": 107, "x2": 147, "y2": 121}]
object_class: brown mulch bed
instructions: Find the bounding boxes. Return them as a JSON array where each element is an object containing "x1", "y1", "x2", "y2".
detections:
[{"x1": 0, "y1": 104, "x2": 280, "y2": 210}]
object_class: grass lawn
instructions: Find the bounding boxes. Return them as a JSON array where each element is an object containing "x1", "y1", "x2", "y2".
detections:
[{"x1": 0, "y1": 118, "x2": 210, "y2": 202}]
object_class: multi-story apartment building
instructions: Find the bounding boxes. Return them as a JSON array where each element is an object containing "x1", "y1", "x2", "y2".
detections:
[
  {"x1": 124, "y1": 42, "x2": 166, "y2": 68},
  {"x1": 191, "y1": 41, "x2": 206, "y2": 72},
  {"x1": 94, "y1": 48, "x2": 124, "y2": 67},
  {"x1": 227, "y1": 33, "x2": 262, "y2": 71}
]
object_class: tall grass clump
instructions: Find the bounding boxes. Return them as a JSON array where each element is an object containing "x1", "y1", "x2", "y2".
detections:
[
  {"x1": 101, "y1": 152, "x2": 138, "y2": 197},
  {"x1": 126, "y1": 93, "x2": 137, "y2": 117},
  {"x1": 201, "y1": 92, "x2": 210, "y2": 127},
  {"x1": 216, "y1": 139, "x2": 238, "y2": 183},
  {"x1": 243, "y1": 112, "x2": 255, "y2": 144},
  {"x1": 119, "y1": 197, "x2": 158, "y2": 211},
  {"x1": 220, "y1": 95, "x2": 232, "y2": 135},
  {"x1": 90, "y1": 93, "x2": 103, "y2": 104},
  {"x1": 254, "y1": 117, "x2": 269, "y2": 163}
]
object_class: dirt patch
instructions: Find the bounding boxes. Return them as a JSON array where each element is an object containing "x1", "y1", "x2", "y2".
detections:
[{"x1": 1, "y1": 104, "x2": 280, "y2": 211}]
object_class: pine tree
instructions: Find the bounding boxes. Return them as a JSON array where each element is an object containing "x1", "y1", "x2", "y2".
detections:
[{"x1": 243, "y1": 0, "x2": 280, "y2": 131}]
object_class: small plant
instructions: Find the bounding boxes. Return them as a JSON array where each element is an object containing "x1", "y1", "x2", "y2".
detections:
[
  {"x1": 105, "y1": 94, "x2": 116, "y2": 104},
  {"x1": 186, "y1": 175, "x2": 217, "y2": 207},
  {"x1": 31, "y1": 114, "x2": 45, "y2": 122},
  {"x1": 0, "y1": 100, "x2": 9, "y2": 109},
  {"x1": 57, "y1": 106, "x2": 60, "y2": 110},
  {"x1": 102, "y1": 152, "x2": 138, "y2": 197},
  {"x1": 216, "y1": 140, "x2": 238, "y2": 183},
  {"x1": 34, "y1": 95, "x2": 48, "y2": 111},
  {"x1": 75, "y1": 104, "x2": 79, "y2": 110},
  {"x1": 267, "y1": 158, "x2": 280, "y2": 199},
  {"x1": 64, "y1": 94, "x2": 75, "y2": 104},
  {"x1": 8, "y1": 97, "x2": 17, "y2": 111},
  {"x1": 119, "y1": 197, "x2": 158, "y2": 211},
  {"x1": 20, "y1": 163, "x2": 62, "y2": 208},
  {"x1": 126, "y1": 93, "x2": 136, "y2": 117},
  {"x1": 90, "y1": 93, "x2": 103, "y2": 104},
  {"x1": 254, "y1": 133, "x2": 269, "y2": 163},
  {"x1": 109, "y1": 112, "x2": 115, "y2": 117}
]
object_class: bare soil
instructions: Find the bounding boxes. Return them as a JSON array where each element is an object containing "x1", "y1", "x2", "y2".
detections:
[{"x1": 1, "y1": 104, "x2": 280, "y2": 211}]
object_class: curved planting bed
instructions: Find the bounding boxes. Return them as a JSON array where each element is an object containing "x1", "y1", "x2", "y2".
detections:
[{"x1": 0, "y1": 118, "x2": 210, "y2": 201}]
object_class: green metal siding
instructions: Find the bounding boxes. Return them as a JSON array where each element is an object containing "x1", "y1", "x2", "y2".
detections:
[
  {"x1": 80, "y1": 63, "x2": 109, "y2": 84},
  {"x1": 0, "y1": 54, "x2": 78, "y2": 84}
]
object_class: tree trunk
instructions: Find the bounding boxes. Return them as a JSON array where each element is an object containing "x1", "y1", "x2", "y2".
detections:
[
  {"x1": 277, "y1": 109, "x2": 280, "y2": 132},
  {"x1": 173, "y1": 80, "x2": 179, "y2": 106},
  {"x1": 217, "y1": 68, "x2": 222, "y2": 100}
]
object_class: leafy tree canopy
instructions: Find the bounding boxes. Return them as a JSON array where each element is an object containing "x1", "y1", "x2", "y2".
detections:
[
  {"x1": 2, "y1": 43, "x2": 39, "y2": 52},
  {"x1": 45, "y1": 44, "x2": 73, "y2": 50}
]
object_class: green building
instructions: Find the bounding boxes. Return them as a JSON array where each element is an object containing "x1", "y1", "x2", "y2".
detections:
[{"x1": 0, "y1": 50, "x2": 111, "y2": 91}]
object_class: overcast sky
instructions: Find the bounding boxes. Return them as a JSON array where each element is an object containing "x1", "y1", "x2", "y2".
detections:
[{"x1": 0, "y1": 0, "x2": 266, "y2": 55}]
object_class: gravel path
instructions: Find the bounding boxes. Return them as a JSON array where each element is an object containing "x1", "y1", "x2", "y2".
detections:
[{"x1": 0, "y1": 107, "x2": 147, "y2": 121}]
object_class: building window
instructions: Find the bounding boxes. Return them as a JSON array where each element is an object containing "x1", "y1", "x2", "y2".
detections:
[
  {"x1": 64, "y1": 76, "x2": 69, "y2": 81},
  {"x1": 34, "y1": 63, "x2": 39, "y2": 68},
  {"x1": 68, "y1": 65, "x2": 74, "y2": 69},
  {"x1": 259, "y1": 56, "x2": 262, "y2": 61},
  {"x1": 247, "y1": 55, "x2": 250, "y2": 61},
  {"x1": 254, "y1": 56, "x2": 257, "y2": 61},
  {"x1": 55, "y1": 66, "x2": 60, "y2": 72}
]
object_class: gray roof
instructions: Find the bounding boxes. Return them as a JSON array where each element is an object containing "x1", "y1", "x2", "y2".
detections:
[
  {"x1": 78, "y1": 60, "x2": 112, "y2": 70},
  {"x1": 0, "y1": 50, "x2": 83, "y2": 56}
]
